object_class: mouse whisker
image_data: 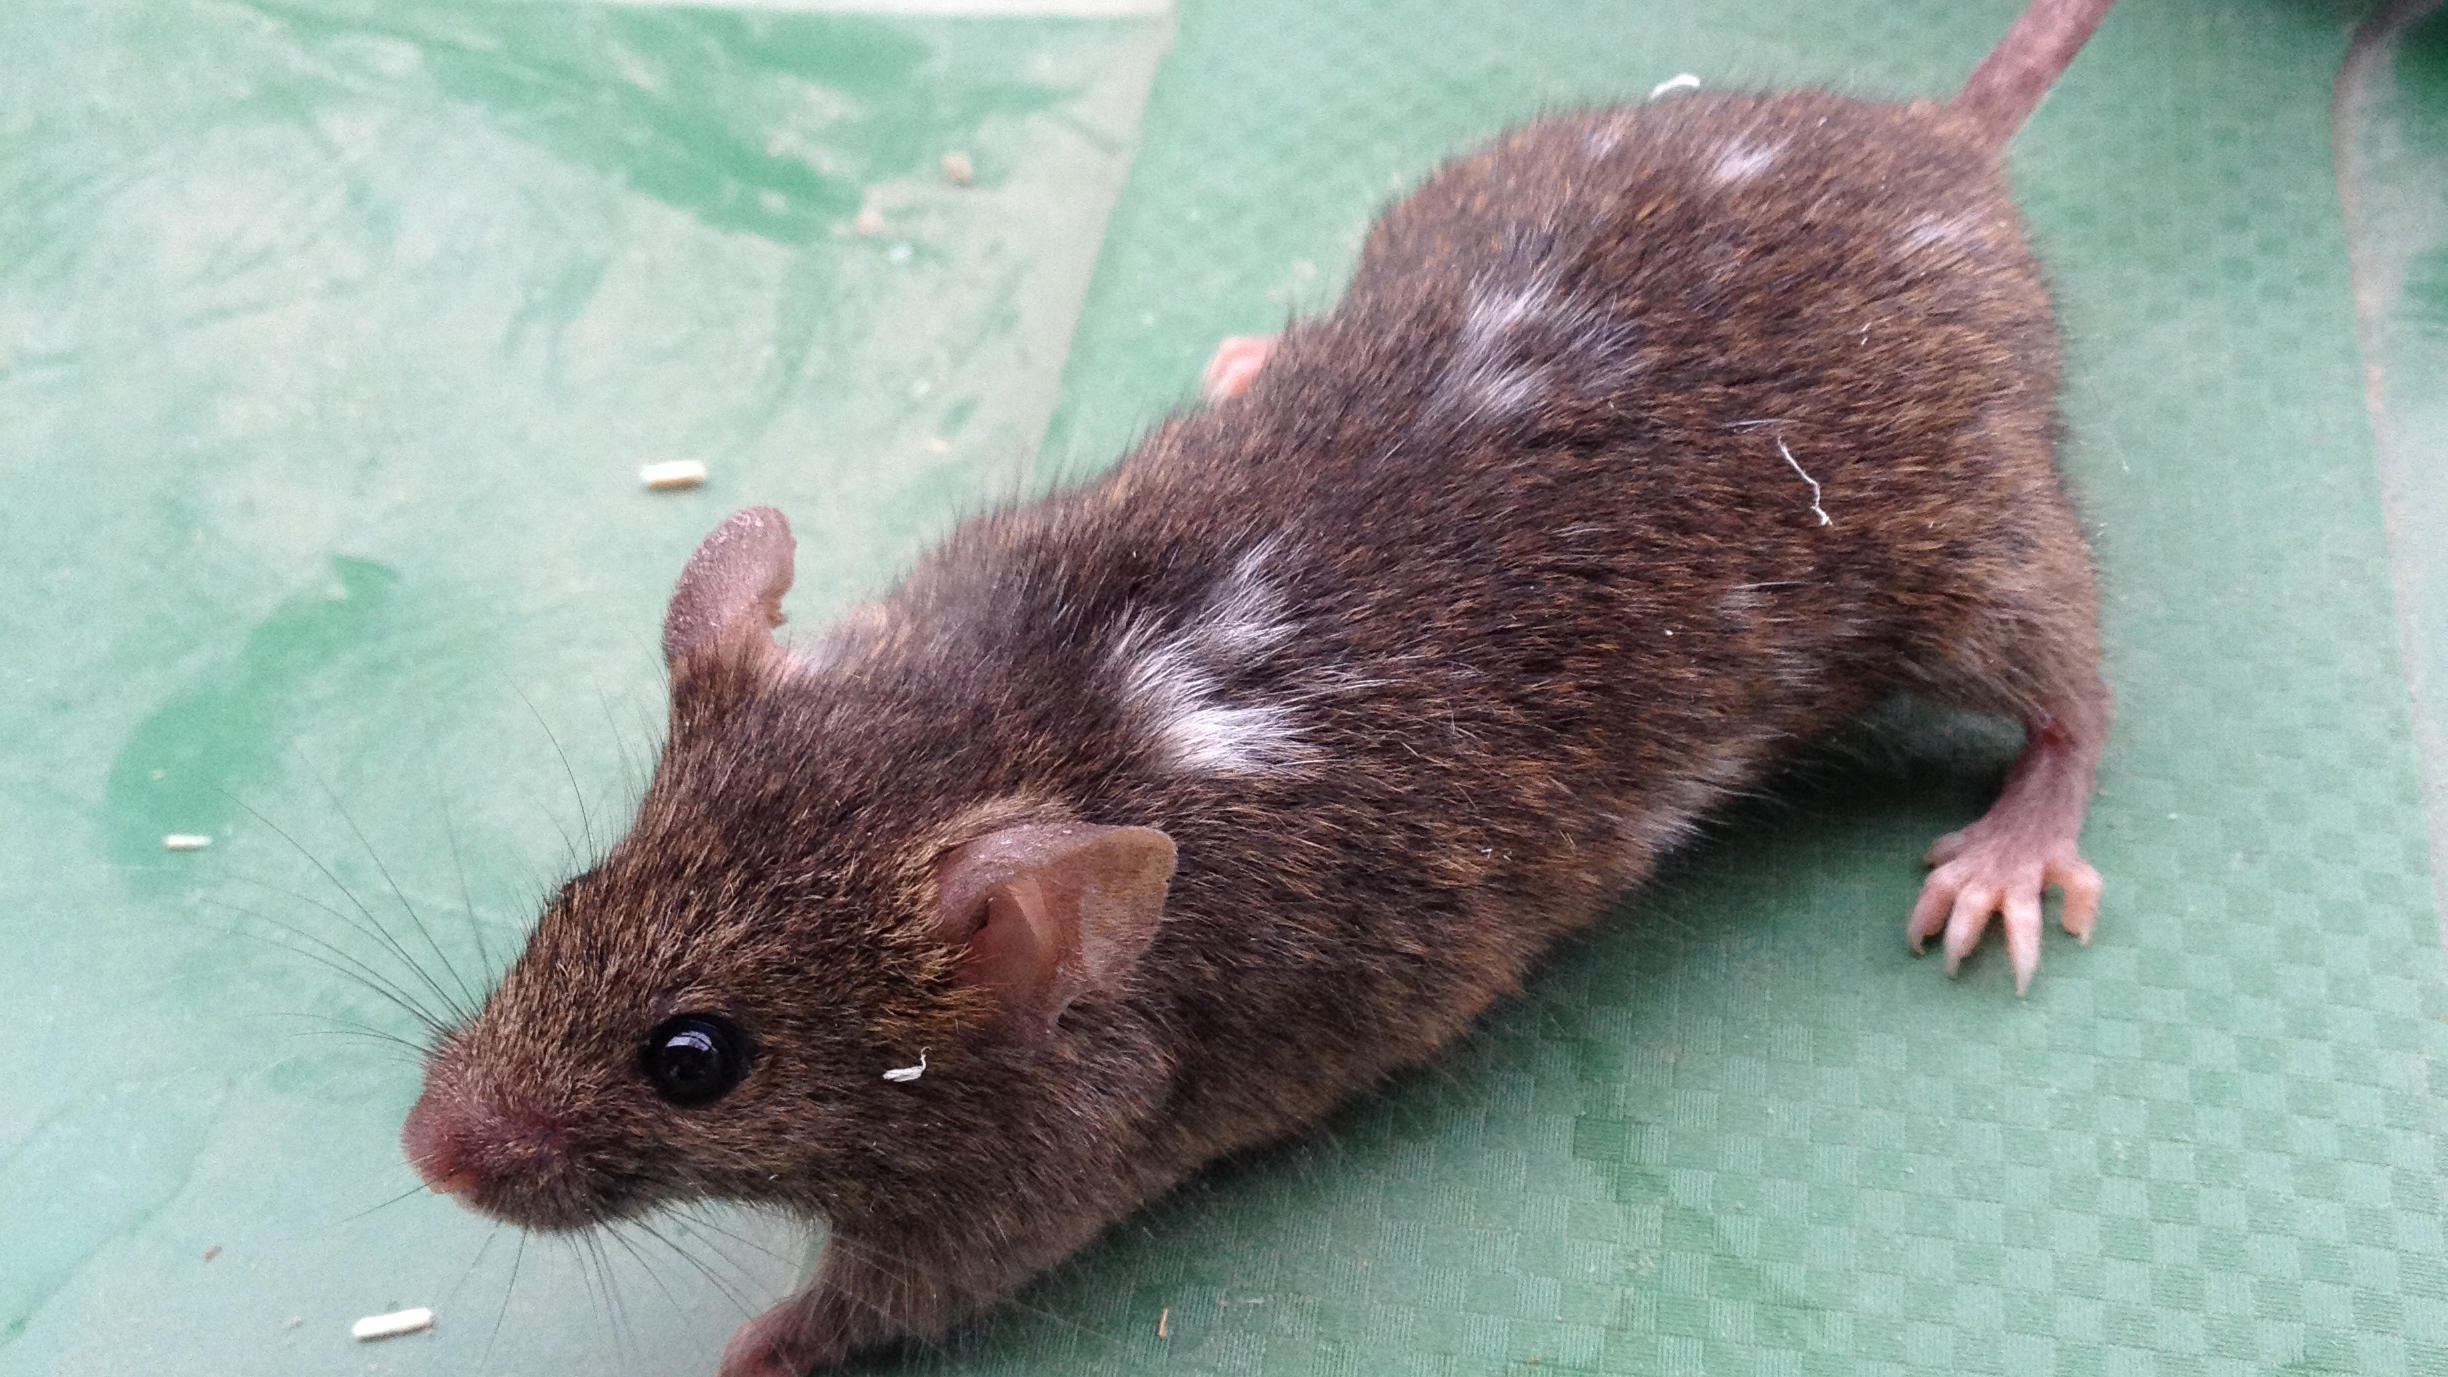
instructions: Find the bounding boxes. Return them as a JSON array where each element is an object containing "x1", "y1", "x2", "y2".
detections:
[
  {"x1": 292, "y1": 747, "x2": 482, "y2": 1025},
  {"x1": 219, "y1": 787, "x2": 470, "y2": 1029},
  {"x1": 662, "y1": 1205, "x2": 802, "y2": 1273},
  {"x1": 599, "y1": 1222, "x2": 692, "y2": 1330},
  {"x1": 596, "y1": 1232, "x2": 646, "y2": 1367},
  {"x1": 560, "y1": 1231, "x2": 617, "y2": 1361},
  {"x1": 214, "y1": 852, "x2": 453, "y2": 1028},
  {"x1": 330, "y1": 1180, "x2": 432, "y2": 1226},
  {"x1": 440, "y1": 1218, "x2": 505, "y2": 1323},
  {"x1": 249, "y1": 1009, "x2": 427, "y2": 1059},
  {"x1": 437, "y1": 797, "x2": 500, "y2": 996},
  {"x1": 199, "y1": 898, "x2": 449, "y2": 1039},
  {"x1": 591, "y1": 676, "x2": 654, "y2": 812},
  {"x1": 481, "y1": 1230, "x2": 526, "y2": 1375},
  {"x1": 626, "y1": 1217, "x2": 761, "y2": 1316},
  {"x1": 508, "y1": 677, "x2": 598, "y2": 863}
]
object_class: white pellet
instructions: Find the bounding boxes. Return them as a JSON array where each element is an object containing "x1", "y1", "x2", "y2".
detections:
[
  {"x1": 162, "y1": 834, "x2": 213, "y2": 851},
  {"x1": 638, "y1": 460, "x2": 708, "y2": 491},
  {"x1": 351, "y1": 1307, "x2": 434, "y2": 1341}
]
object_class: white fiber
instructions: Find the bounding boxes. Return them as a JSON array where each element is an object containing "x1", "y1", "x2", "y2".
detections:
[{"x1": 351, "y1": 1308, "x2": 434, "y2": 1342}]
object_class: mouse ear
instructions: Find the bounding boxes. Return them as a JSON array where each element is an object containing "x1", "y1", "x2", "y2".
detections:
[
  {"x1": 664, "y1": 508, "x2": 795, "y2": 682},
  {"x1": 932, "y1": 823, "x2": 1176, "y2": 1040}
]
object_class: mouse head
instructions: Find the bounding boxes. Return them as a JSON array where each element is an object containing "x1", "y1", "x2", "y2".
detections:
[{"x1": 402, "y1": 508, "x2": 1175, "y2": 1232}]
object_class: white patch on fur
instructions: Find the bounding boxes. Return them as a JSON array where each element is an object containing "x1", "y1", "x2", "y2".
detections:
[
  {"x1": 1110, "y1": 539, "x2": 1312, "y2": 777},
  {"x1": 1466, "y1": 281, "x2": 1547, "y2": 341},
  {"x1": 1117, "y1": 632, "x2": 1303, "y2": 775},
  {"x1": 1433, "y1": 274, "x2": 1639, "y2": 427},
  {"x1": 1719, "y1": 585, "x2": 1818, "y2": 692},
  {"x1": 1711, "y1": 139, "x2": 1780, "y2": 185},
  {"x1": 1583, "y1": 112, "x2": 1636, "y2": 158},
  {"x1": 1904, "y1": 213, "x2": 1983, "y2": 254},
  {"x1": 1202, "y1": 539, "x2": 1298, "y2": 659},
  {"x1": 1438, "y1": 281, "x2": 1552, "y2": 419},
  {"x1": 1616, "y1": 747, "x2": 1760, "y2": 867},
  {"x1": 1476, "y1": 365, "x2": 1546, "y2": 417},
  {"x1": 1771, "y1": 647, "x2": 1819, "y2": 695}
]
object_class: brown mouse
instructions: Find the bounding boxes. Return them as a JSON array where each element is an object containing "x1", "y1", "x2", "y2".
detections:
[{"x1": 403, "y1": 0, "x2": 2117, "y2": 1371}]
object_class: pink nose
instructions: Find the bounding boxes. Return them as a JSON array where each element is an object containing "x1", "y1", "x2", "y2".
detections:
[{"x1": 401, "y1": 1091, "x2": 482, "y2": 1197}]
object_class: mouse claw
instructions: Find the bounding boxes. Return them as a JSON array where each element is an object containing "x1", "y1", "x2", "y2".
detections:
[
  {"x1": 1905, "y1": 873, "x2": 1953, "y2": 955},
  {"x1": 2002, "y1": 885, "x2": 2043, "y2": 995},
  {"x1": 2056, "y1": 855, "x2": 2103, "y2": 943},
  {"x1": 1910, "y1": 831, "x2": 2098, "y2": 994},
  {"x1": 1940, "y1": 880, "x2": 1998, "y2": 978}
]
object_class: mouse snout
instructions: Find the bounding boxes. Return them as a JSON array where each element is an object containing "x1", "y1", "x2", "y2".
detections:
[
  {"x1": 401, "y1": 1089, "x2": 483, "y2": 1196},
  {"x1": 401, "y1": 1079, "x2": 600, "y2": 1228}
]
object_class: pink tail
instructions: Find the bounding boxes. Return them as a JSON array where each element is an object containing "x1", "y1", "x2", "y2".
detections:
[{"x1": 1954, "y1": 0, "x2": 2118, "y2": 148}]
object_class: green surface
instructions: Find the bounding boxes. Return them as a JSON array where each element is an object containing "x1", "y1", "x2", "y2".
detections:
[
  {"x1": 6, "y1": 0, "x2": 2446, "y2": 1374},
  {"x1": 2344, "y1": 0, "x2": 2448, "y2": 903}
]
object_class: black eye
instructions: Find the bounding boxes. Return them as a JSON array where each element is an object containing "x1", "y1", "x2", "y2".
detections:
[{"x1": 639, "y1": 1013, "x2": 750, "y2": 1107}]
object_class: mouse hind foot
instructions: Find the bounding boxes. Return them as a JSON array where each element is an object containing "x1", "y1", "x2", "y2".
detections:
[
  {"x1": 1906, "y1": 686, "x2": 2107, "y2": 994},
  {"x1": 1888, "y1": 404, "x2": 2110, "y2": 992}
]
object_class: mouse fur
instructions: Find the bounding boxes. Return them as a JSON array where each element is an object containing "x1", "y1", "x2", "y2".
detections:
[{"x1": 405, "y1": 66, "x2": 2111, "y2": 1377}]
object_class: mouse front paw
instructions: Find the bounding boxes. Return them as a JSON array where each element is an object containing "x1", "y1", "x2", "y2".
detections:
[
  {"x1": 719, "y1": 1295, "x2": 852, "y2": 1377},
  {"x1": 1908, "y1": 822, "x2": 2100, "y2": 995}
]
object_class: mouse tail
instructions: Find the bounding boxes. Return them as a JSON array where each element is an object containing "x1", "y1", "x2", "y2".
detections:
[{"x1": 1953, "y1": 0, "x2": 2117, "y2": 149}]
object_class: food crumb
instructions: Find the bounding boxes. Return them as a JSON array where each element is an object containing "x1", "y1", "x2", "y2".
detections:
[
  {"x1": 351, "y1": 1307, "x2": 434, "y2": 1342},
  {"x1": 285, "y1": 1317, "x2": 302, "y2": 1330},
  {"x1": 202, "y1": 1245, "x2": 221, "y2": 1262},
  {"x1": 1157, "y1": 1307, "x2": 1171, "y2": 1339},
  {"x1": 163, "y1": 834, "x2": 212, "y2": 851},
  {"x1": 638, "y1": 460, "x2": 708, "y2": 491},
  {"x1": 1649, "y1": 72, "x2": 1701, "y2": 99},
  {"x1": 941, "y1": 151, "x2": 974, "y2": 186},
  {"x1": 853, "y1": 206, "x2": 885, "y2": 236}
]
